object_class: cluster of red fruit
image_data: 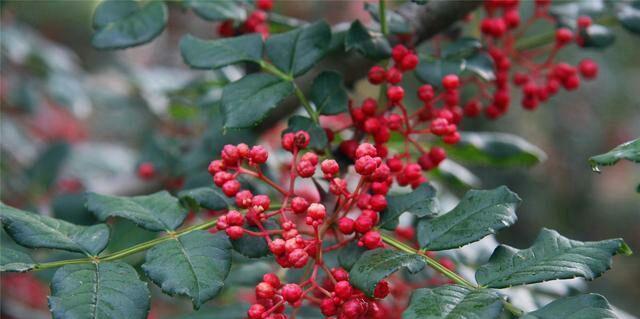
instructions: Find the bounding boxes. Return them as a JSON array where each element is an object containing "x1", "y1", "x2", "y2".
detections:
[
  {"x1": 217, "y1": 0, "x2": 274, "y2": 39},
  {"x1": 247, "y1": 268, "x2": 389, "y2": 319},
  {"x1": 471, "y1": 0, "x2": 600, "y2": 116}
]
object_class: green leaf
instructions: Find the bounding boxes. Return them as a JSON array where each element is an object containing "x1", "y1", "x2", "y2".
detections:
[
  {"x1": 48, "y1": 261, "x2": 150, "y2": 319},
  {"x1": 431, "y1": 159, "x2": 481, "y2": 189},
  {"x1": 349, "y1": 248, "x2": 425, "y2": 297},
  {"x1": 403, "y1": 285, "x2": 503, "y2": 319},
  {"x1": 344, "y1": 20, "x2": 392, "y2": 60},
  {"x1": 52, "y1": 193, "x2": 97, "y2": 226},
  {"x1": 1, "y1": 246, "x2": 35, "y2": 272},
  {"x1": 222, "y1": 72, "x2": 294, "y2": 128},
  {"x1": 185, "y1": 0, "x2": 246, "y2": 21},
  {"x1": 417, "y1": 186, "x2": 520, "y2": 251},
  {"x1": 179, "y1": 187, "x2": 232, "y2": 211},
  {"x1": 442, "y1": 37, "x2": 482, "y2": 60},
  {"x1": 265, "y1": 21, "x2": 332, "y2": 76},
  {"x1": 581, "y1": 25, "x2": 615, "y2": 49},
  {"x1": 86, "y1": 191, "x2": 187, "y2": 232},
  {"x1": 617, "y1": 2, "x2": 640, "y2": 35},
  {"x1": 0, "y1": 203, "x2": 109, "y2": 256},
  {"x1": 180, "y1": 34, "x2": 263, "y2": 70},
  {"x1": 92, "y1": 0, "x2": 168, "y2": 50},
  {"x1": 364, "y1": 3, "x2": 411, "y2": 34},
  {"x1": 231, "y1": 225, "x2": 271, "y2": 258},
  {"x1": 465, "y1": 52, "x2": 496, "y2": 81},
  {"x1": 445, "y1": 132, "x2": 547, "y2": 167},
  {"x1": 522, "y1": 294, "x2": 617, "y2": 319},
  {"x1": 379, "y1": 183, "x2": 439, "y2": 230},
  {"x1": 310, "y1": 71, "x2": 348, "y2": 115},
  {"x1": 416, "y1": 59, "x2": 465, "y2": 88},
  {"x1": 338, "y1": 241, "x2": 367, "y2": 271},
  {"x1": 27, "y1": 142, "x2": 70, "y2": 191},
  {"x1": 143, "y1": 231, "x2": 232, "y2": 309},
  {"x1": 476, "y1": 228, "x2": 632, "y2": 288},
  {"x1": 283, "y1": 115, "x2": 328, "y2": 150},
  {"x1": 589, "y1": 138, "x2": 640, "y2": 172}
]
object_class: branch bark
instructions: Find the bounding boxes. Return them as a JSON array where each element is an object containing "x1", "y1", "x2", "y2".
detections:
[{"x1": 258, "y1": 0, "x2": 482, "y2": 130}]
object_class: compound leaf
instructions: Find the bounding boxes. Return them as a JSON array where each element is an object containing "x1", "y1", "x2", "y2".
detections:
[
  {"x1": 380, "y1": 183, "x2": 439, "y2": 230},
  {"x1": 522, "y1": 294, "x2": 617, "y2": 319},
  {"x1": 350, "y1": 249, "x2": 425, "y2": 297},
  {"x1": 403, "y1": 285, "x2": 503, "y2": 319},
  {"x1": 589, "y1": 138, "x2": 640, "y2": 172},
  {"x1": 180, "y1": 34, "x2": 263, "y2": 69},
  {"x1": 265, "y1": 21, "x2": 331, "y2": 76}
]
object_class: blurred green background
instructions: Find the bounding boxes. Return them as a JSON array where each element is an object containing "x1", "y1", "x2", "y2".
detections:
[{"x1": 1, "y1": 0, "x2": 638, "y2": 318}]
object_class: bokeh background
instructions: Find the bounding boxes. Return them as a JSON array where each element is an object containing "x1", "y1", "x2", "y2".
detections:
[{"x1": 1, "y1": 1, "x2": 638, "y2": 318}]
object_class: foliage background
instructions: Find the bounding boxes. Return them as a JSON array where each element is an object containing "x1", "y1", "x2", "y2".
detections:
[{"x1": 1, "y1": 0, "x2": 638, "y2": 318}]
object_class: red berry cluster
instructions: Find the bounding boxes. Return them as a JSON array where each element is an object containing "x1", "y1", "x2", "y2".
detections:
[
  {"x1": 472, "y1": 0, "x2": 600, "y2": 116},
  {"x1": 218, "y1": 0, "x2": 273, "y2": 39}
]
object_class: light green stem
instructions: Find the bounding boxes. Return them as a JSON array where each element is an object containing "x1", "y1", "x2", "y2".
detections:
[
  {"x1": 34, "y1": 218, "x2": 219, "y2": 271},
  {"x1": 380, "y1": 233, "x2": 525, "y2": 317},
  {"x1": 379, "y1": 0, "x2": 389, "y2": 36}
]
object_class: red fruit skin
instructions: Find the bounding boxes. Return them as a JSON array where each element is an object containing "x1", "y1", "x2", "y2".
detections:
[
  {"x1": 137, "y1": 162, "x2": 155, "y2": 180},
  {"x1": 368, "y1": 66, "x2": 386, "y2": 85},
  {"x1": 442, "y1": 74, "x2": 460, "y2": 90},
  {"x1": 281, "y1": 284, "x2": 303, "y2": 303},
  {"x1": 226, "y1": 226, "x2": 244, "y2": 240}
]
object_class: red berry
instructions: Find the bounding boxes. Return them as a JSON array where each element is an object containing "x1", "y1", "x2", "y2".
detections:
[
  {"x1": 463, "y1": 100, "x2": 482, "y2": 117},
  {"x1": 263, "y1": 273, "x2": 281, "y2": 288},
  {"x1": 218, "y1": 20, "x2": 235, "y2": 37},
  {"x1": 255, "y1": 282, "x2": 275, "y2": 299},
  {"x1": 522, "y1": 96, "x2": 539, "y2": 110},
  {"x1": 342, "y1": 299, "x2": 366, "y2": 318},
  {"x1": 418, "y1": 154, "x2": 434, "y2": 171},
  {"x1": 334, "y1": 281, "x2": 353, "y2": 299},
  {"x1": 226, "y1": 226, "x2": 244, "y2": 240},
  {"x1": 339, "y1": 139, "x2": 359, "y2": 159},
  {"x1": 373, "y1": 280, "x2": 390, "y2": 298},
  {"x1": 373, "y1": 126, "x2": 391, "y2": 144},
  {"x1": 368, "y1": 66, "x2": 386, "y2": 85},
  {"x1": 430, "y1": 118, "x2": 450, "y2": 136},
  {"x1": 252, "y1": 195, "x2": 270, "y2": 211},
  {"x1": 361, "y1": 98, "x2": 378, "y2": 116},
  {"x1": 577, "y1": 15, "x2": 592, "y2": 29},
  {"x1": 354, "y1": 215, "x2": 374, "y2": 233},
  {"x1": 269, "y1": 238, "x2": 286, "y2": 255},
  {"x1": 338, "y1": 217, "x2": 355, "y2": 234},
  {"x1": 221, "y1": 144, "x2": 240, "y2": 166},
  {"x1": 355, "y1": 155, "x2": 378, "y2": 176},
  {"x1": 578, "y1": 59, "x2": 598, "y2": 79},
  {"x1": 385, "y1": 67, "x2": 403, "y2": 84},
  {"x1": 321, "y1": 159, "x2": 339, "y2": 177},
  {"x1": 226, "y1": 210, "x2": 244, "y2": 226},
  {"x1": 391, "y1": 44, "x2": 409, "y2": 63},
  {"x1": 320, "y1": 298, "x2": 337, "y2": 316},
  {"x1": 386, "y1": 86, "x2": 405, "y2": 102},
  {"x1": 331, "y1": 268, "x2": 350, "y2": 281},
  {"x1": 504, "y1": 9, "x2": 520, "y2": 28},
  {"x1": 562, "y1": 75, "x2": 580, "y2": 90},
  {"x1": 417, "y1": 84, "x2": 434, "y2": 102},
  {"x1": 442, "y1": 74, "x2": 460, "y2": 90},
  {"x1": 213, "y1": 171, "x2": 233, "y2": 187},
  {"x1": 369, "y1": 194, "x2": 387, "y2": 211},
  {"x1": 361, "y1": 231, "x2": 382, "y2": 249},
  {"x1": 249, "y1": 145, "x2": 268, "y2": 164},
  {"x1": 307, "y1": 203, "x2": 326, "y2": 220},
  {"x1": 555, "y1": 28, "x2": 573, "y2": 46},
  {"x1": 296, "y1": 160, "x2": 316, "y2": 178},
  {"x1": 363, "y1": 117, "x2": 381, "y2": 134},
  {"x1": 429, "y1": 147, "x2": 446, "y2": 165},
  {"x1": 207, "y1": 160, "x2": 225, "y2": 176},
  {"x1": 387, "y1": 157, "x2": 403, "y2": 172},
  {"x1": 222, "y1": 180, "x2": 241, "y2": 196},
  {"x1": 355, "y1": 143, "x2": 377, "y2": 159},
  {"x1": 513, "y1": 72, "x2": 529, "y2": 86},
  {"x1": 288, "y1": 249, "x2": 309, "y2": 268},
  {"x1": 256, "y1": 0, "x2": 273, "y2": 11},
  {"x1": 281, "y1": 283, "x2": 303, "y2": 303},
  {"x1": 282, "y1": 132, "x2": 295, "y2": 151},
  {"x1": 443, "y1": 132, "x2": 461, "y2": 144},
  {"x1": 291, "y1": 196, "x2": 310, "y2": 214},
  {"x1": 372, "y1": 163, "x2": 390, "y2": 182},
  {"x1": 137, "y1": 162, "x2": 155, "y2": 180},
  {"x1": 399, "y1": 53, "x2": 419, "y2": 71},
  {"x1": 248, "y1": 304, "x2": 266, "y2": 319},
  {"x1": 294, "y1": 130, "x2": 311, "y2": 149},
  {"x1": 235, "y1": 190, "x2": 253, "y2": 208}
]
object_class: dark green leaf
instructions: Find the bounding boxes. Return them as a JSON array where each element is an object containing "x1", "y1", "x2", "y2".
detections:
[
  {"x1": 415, "y1": 59, "x2": 465, "y2": 88},
  {"x1": 178, "y1": 303, "x2": 251, "y2": 319},
  {"x1": 86, "y1": 191, "x2": 187, "y2": 232},
  {"x1": 617, "y1": 2, "x2": 640, "y2": 35},
  {"x1": 403, "y1": 285, "x2": 503, "y2": 319},
  {"x1": 344, "y1": 20, "x2": 392, "y2": 60},
  {"x1": 581, "y1": 25, "x2": 615, "y2": 49},
  {"x1": 143, "y1": 231, "x2": 232, "y2": 309},
  {"x1": 350, "y1": 248, "x2": 425, "y2": 297},
  {"x1": 465, "y1": 52, "x2": 496, "y2": 81},
  {"x1": 231, "y1": 225, "x2": 271, "y2": 258},
  {"x1": 1, "y1": 246, "x2": 35, "y2": 272},
  {"x1": 338, "y1": 241, "x2": 367, "y2": 271},
  {"x1": 265, "y1": 21, "x2": 332, "y2": 76},
  {"x1": 27, "y1": 142, "x2": 70, "y2": 191},
  {"x1": 442, "y1": 37, "x2": 482, "y2": 60},
  {"x1": 49, "y1": 261, "x2": 150, "y2": 319},
  {"x1": 0, "y1": 203, "x2": 109, "y2": 256},
  {"x1": 589, "y1": 138, "x2": 640, "y2": 172},
  {"x1": 522, "y1": 294, "x2": 617, "y2": 319},
  {"x1": 185, "y1": 0, "x2": 246, "y2": 21},
  {"x1": 476, "y1": 228, "x2": 632, "y2": 288},
  {"x1": 379, "y1": 183, "x2": 439, "y2": 230},
  {"x1": 364, "y1": 3, "x2": 411, "y2": 34},
  {"x1": 310, "y1": 71, "x2": 348, "y2": 115},
  {"x1": 92, "y1": 0, "x2": 168, "y2": 50},
  {"x1": 179, "y1": 186, "x2": 232, "y2": 211},
  {"x1": 52, "y1": 193, "x2": 96, "y2": 226},
  {"x1": 222, "y1": 72, "x2": 294, "y2": 128},
  {"x1": 180, "y1": 34, "x2": 263, "y2": 69},
  {"x1": 445, "y1": 132, "x2": 547, "y2": 167},
  {"x1": 431, "y1": 159, "x2": 481, "y2": 189},
  {"x1": 283, "y1": 115, "x2": 328, "y2": 150},
  {"x1": 417, "y1": 186, "x2": 520, "y2": 250}
]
